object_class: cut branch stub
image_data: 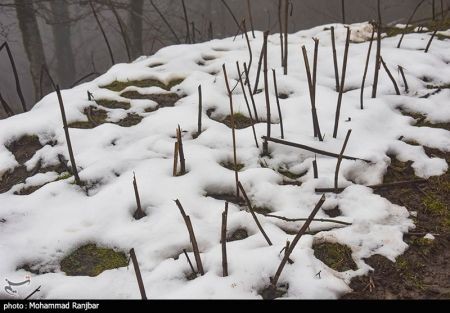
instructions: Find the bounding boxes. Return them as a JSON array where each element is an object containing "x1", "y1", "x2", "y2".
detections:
[
  {"x1": 334, "y1": 129, "x2": 352, "y2": 193},
  {"x1": 129, "y1": 248, "x2": 147, "y2": 300},
  {"x1": 221, "y1": 202, "x2": 229, "y2": 277},
  {"x1": 133, "y1": 173, "x2": 146, "y2": 220}
]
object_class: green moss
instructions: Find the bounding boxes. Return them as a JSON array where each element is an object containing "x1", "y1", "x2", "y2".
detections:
[
  {"x1": 278, "y1": 168, "x2": 305, "y2": 180},
  {"x1": 252, "y1": 206, "x2": 272, "y2": 214},
  {"x1": 116, "y1": 113, "x2": 143, "y2": 127},
  {"x1": 55, "y1": 172, "x2": 73, "y2": 182},
  {"x1": 101, "y1": 78, "x2": 184, "y2": 92},
  {"x1": 221, "y1": 161, "x2": 244, "y2": 172},
  {"x1": 422, "y1": 195, "x2": 447, "y2": 216},
  {"x1": 96, "y1": 99, "x2": 130, "y2": 110},
  {"x1": 60, "y1": 244, "x2": 128, "y2": 277},
  {"x1": 313, "y1": 242, "x2": 357, "y2": 272}
]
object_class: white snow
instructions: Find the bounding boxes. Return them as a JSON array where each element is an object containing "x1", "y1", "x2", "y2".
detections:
[{"x1": 0, "y1": 22, "x2": 449, "y2": 299}]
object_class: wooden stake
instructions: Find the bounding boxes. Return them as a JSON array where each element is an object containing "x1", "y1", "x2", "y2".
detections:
[
  {"x1": 424, "y1": 30, "x2": 438, "y2": 53},
  {"x1": 222, "y1": 64, "x2": 239, "y2": 199},
  {"x1": 56, "y1": 85, "x2": 81, "y2": 186},
  {"x1": 360, "y1": 24, "x2": 375, "y2": 110},
  {"x1": 242, "y1": 20, "x2": 253, "y2": 78},
  {"x1": 197, "y1": 85, "x2": 202, "y2": 135},
  {"x1": 333, "y1": 27, "x2": 351, "y2": 139},
  {"x1": 237, "y1": 62, "x2": 259, "y2": 148},
  {"x1": 176, "y1": 125, "x2": 186, "y2": 175},
  {"x1": 330, "y1": 27, "x2": 340, "y2": 92},
  {"x1": 253, "y1": 40, "x2": 265, "y2": 94},
  {"x1": 301, "y1": 45, "x2": 322, "y2": 140},
  {"x1": 244, "y1": 62, "x2": 259, "y2": 121},
  {"x1": 380, "y1": 56, "x2": 400, "y2": 95},
  {"x1": 0, "y1": 42, "x2": 27, "y2": 112},
  {"x1": 278, "y1": 0, "x2": 284, "y2": 66},
  {"x1": 173, "y1": 142, "x2": 179, "y2": 177},
  {"x1": 283, "y1": 0, "x2": 289, "y2": 75},
  {"x1": 133, "y1": 173, "x2": 146, "y2": 219},
  {"x1": 247, "y1": 0, "x2": 255, "y2": 38},
  {"x1": 174, "y1": 200, "x2": 204, "y2": 275},
  {"x1": 272, "y1": 69, "x2": 284, "y2": 139},
  {"x1": 129, "y1": 248, "x2": 147, "y2": 299},
  {"x1": 262, "y1": 136, "x2": 370, "y2": 162},
  {"x1": 313, "y1": 155, "x2": 318, "y2": 178},
  {"x1": 89, "y1": 0, "x2": 115, "y2": 66},
  {"x1": 270, "y1": 195, "x2": 326, "y2": 289},
  {"x1": 238, "y1": 182, "x2": 272, "y2": 245},
  {"x1": 221, "y1": 202, "x2": 229, "y2": 277},
  {"x1": 262, "y1": 31, "x2": 271, "y2": 156},
  {"x1": 398, "y1": 66, "x2": 409, "y2": 93},
  {"x1": 334, "y1": 129, "x2": 352, "y2": 193},
  {"x1": 372, "y1": 22, "x2": 382, "y2": 98}
]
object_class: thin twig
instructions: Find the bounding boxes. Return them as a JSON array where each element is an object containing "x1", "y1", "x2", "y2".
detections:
[
  {"x1": 70, "y1": 72, "x2": 100, "y2": 88},
  {"x1": 262, "y1": 31, "x2": 271, "y2": 156},
  {"x1": 174, "y1": 200, "x2": 204, "y2": 275},
  {"x1": 89, "y1": 0, "x2": 115, "y2": 65},
  {"x1": 238, "y1": 182, "x2": 272, "y2": 245},
  {"x1": 241, "y1": 19, "x2": 253, "y2": 80},
  {"x1": 221, "y1": 202, "x2": 229, "y2": 277},
  {"x1": 333, "y1": 27, "x2": 351, "y2": 139},
  {"x1": 0, "y1": 91, "x2": 14, "y2": 117},
  {"x1": 247, "y1": 0, "x2": 255, "y2": 38},
  {"x1": 149, "y1": 0, "x2": 181, "y2": 44},
  {"x1": 244, "y1": 62, "x2": 259, "y2": 121},
  {"x1": 24, "y1": 285, "x2": 41, "y2": 300},
  {"x1": 334, "y1": 129, "x2": 352, "y2": 193},
  {"x1": 253, "y1": 40, "x2": 265, "y2": 94},
  {"x1": 360, "y1": 24, "x2": 375, "y2": 109},
  {"x1": 181, "y1": 0, "x2": 191, "y2": 44},
  {"x1": 272, "y1": 69, "x2": 284, "y2": 139},
  {"x1": 108, "y1": 0, "x2": 131, "y2": 62},
  {"x1": 220, "y1": 0, "x2": 243, "y2": 35},
  {"x1": 398, "y1": 66, "x2": 409, "y2": 93},
  {"x1": 283, "y1": 0, "x2": 289, "y2": 75},
  {"x1": 278, "y1": 0, "x2": 284, "y2": 66},
  {"x1": 341, "y1": 0, "x2": 346, "y2": 24},
  {"x1": 262, "y1": 136, "x2": 370, "y2": 162},
  {"x1": 263, "y1": 212, "x2": 351, "y2": 226},
  {"x1": 270, "y1": 195, "x2": 326, "y2": 288},
  {"x1": 182, "y1": 249, "x2": 196, "y2": 276},
  {"x1": 237, "y1": 62, "x2": 259, "y2": 148},
  {"x1": 380, "y1": 56, "x2": 400, "y2": 95},
  {"x1": 397, "y1": 0, "x2": 426, "y2": 48},
  {"x1": 330, "y1": 26, "x2": 340, "y2": 92},
  {"x1": 0, "y1": 42, "x2": 27, "y2": 112},
  {"x1": 129, "y1": 248, "x2": 147, "y2": 299},
  {"x1": 223, "y1": 64, "x2": 239, "y2": 199},
  {"x1": 56, "y1": 85, "x2": 81, "y2": 186}
]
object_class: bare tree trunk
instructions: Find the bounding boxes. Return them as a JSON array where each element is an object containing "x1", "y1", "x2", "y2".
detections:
[
  {"x1": 50, "y1": 0, "x2": 76, "y2": 88},
  {"x1": 128, "y1": 0, "x2": 144, "y2": 59},
  {"x1": 15, "y1": 0, "x2": 50, "y2": 102}
]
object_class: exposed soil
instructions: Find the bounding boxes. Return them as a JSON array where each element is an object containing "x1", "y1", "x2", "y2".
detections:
[
  {"x1": 101, "y1": 78, "x2": 184, "y2": 92},
  {"x1": 120, "y1": 91, "x2": 181, "y2": 108},
  {"x1": 227, "y1": 228, "x2": 249, "y2": 242},
  {"x1": 1, "y1": 136, "x2": 68, "y2": 194},
  {"x1": 68, "y1": 107, "x2": 143, "y2": 129},
  {"x1": 342, "y1": 146, "x2": 450, "y2": 299},
  {"x1": 95, "y1": 99, "x2": 130, "y2": 110},
  {"x1": 314, "y1": 242, "x2": 357, "y2": 272}
]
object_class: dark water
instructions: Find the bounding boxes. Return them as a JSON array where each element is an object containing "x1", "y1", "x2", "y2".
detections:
[{"x1": 0, "y1": 0, "x2": 442, "y2": 116}]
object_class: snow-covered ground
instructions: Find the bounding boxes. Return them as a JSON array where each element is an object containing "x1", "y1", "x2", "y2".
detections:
[{"x1": 0, "y1": 22, "x2": 449, "y2": 299}]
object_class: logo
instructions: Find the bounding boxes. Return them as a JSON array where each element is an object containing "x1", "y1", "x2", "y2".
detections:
[{"x1": 4, "y1": 276, "x2": 31, "y2": 296}]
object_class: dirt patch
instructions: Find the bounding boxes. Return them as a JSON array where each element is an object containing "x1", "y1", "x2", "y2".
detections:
[
  {"x1": 259, "y1": 284, "x2": 288, "y2": 300},
  {"x1": 221, "y1": 161, "x2": 244, "y2": 172},
  {"x1": 101, "y1": 78, "x2": 184, "y2": 92},
  {"x1": 116, "y1": 113, "x2": 143, "y2": 127},
  {"x1": 6, "y1": 135, "x2": 43, "y2": 164},
  {"x1": 205, "y1": 193, "x2": 245, "y2": 206},
  {"x1": 69, "y1": 107, "x2": 143, "y2": 129},
  {"x1": 60, "y1": 244, "x2": 128, "y2": 277},
  {"x1": 95, "y1": 99, "x2": 130, "y2": 110},
  {"x1": 399, "y1": 109, "x2": 450, "y2": 131},
  {"x1": 227, "y1": 228, "x2": 249, "y2": 242},
  {"x1": 211, "y1": 112, "x2": 255, "y2": 129},
  {"x1": 314, "y1": 242, "x2": 357, "y2": 272},
  {"x1": 323, "y1": 206, "x2": 342, "y2": 218},
  {"x1": 342, "y1": 147, "x2": 450, "y2": 299},
  {"x1": 120, "y1": 91, "x2": 181, "y2": 108}
]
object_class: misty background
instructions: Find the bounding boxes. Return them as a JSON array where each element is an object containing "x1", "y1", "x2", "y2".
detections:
[{"x1": 0, "y1": 0, "x2": 446, "y2": 118}]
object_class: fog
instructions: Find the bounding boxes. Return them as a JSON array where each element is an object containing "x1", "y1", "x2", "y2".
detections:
[{"x1": 0, "y1": 0, "x2": 442, "y2": 117}]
